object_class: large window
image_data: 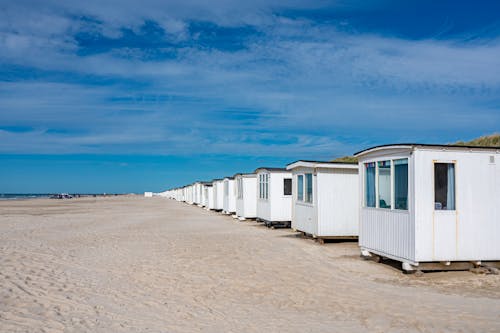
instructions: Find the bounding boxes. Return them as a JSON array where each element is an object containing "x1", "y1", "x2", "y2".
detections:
[
  {"x1": 378, "y1": 161, "x2": 391, "y2": 209},
  {"x1": 365, "y1": 163, "x2": 376, "y2": 207},
  {"x1": 305, "y1": 173, "x2": 313, "y2": 203},
  {"x1": 364, "y1": 159, "x2": 409, "y2": 210},
  {"x1": 394, "y1": 159, "x2": 408, "y2": 210},
  {"x1": 434, "y1": 163, "x2": 455, "y2": 210},
  {"x1": 297, "y1": 175, "x2": 304, "y2": 201},
  {"x1": 283, "y1": 178, "x2": 292, "y2": 196}
]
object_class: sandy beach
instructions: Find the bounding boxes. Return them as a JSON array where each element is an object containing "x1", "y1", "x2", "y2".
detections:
[{"x1": 1, "y1": 196, "x2": 499, "y2": 332}]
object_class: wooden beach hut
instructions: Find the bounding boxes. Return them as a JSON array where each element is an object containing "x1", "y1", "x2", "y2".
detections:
[
  {"x1": 255, "y1": 167, "x2": 293, "y2": 228},
  {"x1": 355, "y1": 143, "x2": 500, "y2": 272},
  {"x1": 234, "y1": 173, "x2": 257, "y2": 220},
  {"x1": 286, "y1": 160, "x2": 359, "y2": 243}
]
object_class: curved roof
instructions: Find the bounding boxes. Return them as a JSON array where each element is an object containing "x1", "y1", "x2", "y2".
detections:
[
  {"x1": 286, "y1": 160, "x2": 358, "y2": 170},
  {"x1": 355, "y1": 143, "x2": 500, "y2": 157}
]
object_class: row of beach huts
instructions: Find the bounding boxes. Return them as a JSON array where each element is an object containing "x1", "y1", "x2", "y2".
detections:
[{"x1": 160, "y1": 143, "x2": 500, "y2": 273}]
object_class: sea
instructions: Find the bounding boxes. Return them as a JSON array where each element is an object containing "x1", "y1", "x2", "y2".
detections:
[{"x1": 0, "y1": 194, "x2": 52, "y2": 201}]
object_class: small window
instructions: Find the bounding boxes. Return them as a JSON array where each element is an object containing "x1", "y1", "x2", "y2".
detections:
[
  {"x1": 283, "y1": 178, "x2": 292, "y2": 196},
  {"x1": 378, "y1": 161, "x2": 391, "y2": 209},
  {"x1": 259, "y1": 174, "x2": 263, "y2": 199},
  {"x1": 394, "y1": 159, "x2": 408, "y2": 210},
  {"x1": 224, "y1": 181, "x2": 228, "y2": 196},
  {"x1": 237, "y1": 179, "x2": 243, "y2": 199},
  {"x1": 259, "y1": 173, "x2": 269, "y2": 200},
  {"x1": 434, "y1": 163, "x2": 455, "y2": 210},
  {"x1": 297, "y1": 175, "x2": 304, "y2": 201},
  {"x1": 365, "y1": 162, "x2": 376, "y2": 207},
  {"x1": 490, "y1": 155, "x2": 495, "y2": 164},
  {"x1": 305, "y1": 173, "x2": 313, "y2": 203}
]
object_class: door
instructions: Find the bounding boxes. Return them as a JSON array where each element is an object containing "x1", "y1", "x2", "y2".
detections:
[{"x1": 433, "y1": 162, "x2": 457, "y2": 260}]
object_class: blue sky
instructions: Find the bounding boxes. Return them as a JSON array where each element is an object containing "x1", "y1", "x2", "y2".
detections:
[{"x1": 1, "y1": 0, "x2": 499, "y2": 193}]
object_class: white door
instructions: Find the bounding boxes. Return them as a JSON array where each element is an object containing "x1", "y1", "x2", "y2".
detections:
[{"x1": 433, "y1": 162, "x2": 457, "y2": 260}]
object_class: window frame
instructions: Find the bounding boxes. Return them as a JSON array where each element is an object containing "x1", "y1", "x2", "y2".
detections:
[
  {"x1": 283, "y1": 178, "x2": 292, "y2": 196},
  {"x1": 297, "y1": 174, "x2": 304, "y2": 201},
  {"x1": 305, "y1": 173, "x2": 313, "y2": 203},
  {"x1": 433, "y1": 161, "x2": 456, "y2": 211},
  {"x1": 259, "y1": 173, "x2": 270, "y2": 201},
  {"x1": 363, "y1": 157, "x2": 409, "y2": 211}
]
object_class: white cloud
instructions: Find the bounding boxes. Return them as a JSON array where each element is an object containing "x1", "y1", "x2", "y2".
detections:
[{"x1": 1, "y1": 1, "x2": 499, "y2": 157}]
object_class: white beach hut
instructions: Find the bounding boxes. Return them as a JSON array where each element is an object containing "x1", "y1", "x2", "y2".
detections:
[
  {"x1": 286, "y1": 160, "x2": 359, "y2": 243},
  {"x1": 355, "y1": 143, "x2": 500, "y2": 272},
  {"x1": 176, "y1": 188, "x2": 184, "y2": 201},
  {"x1": 212, "y1": 179, "x2": 224, "y2": 211},
  {"x1": 255, "y1": 167, "x2": 293, "y2": 227},
  {"x1": 222, "y1": 177, "x2": 236, "y2": 215},
  {"x1": 184, "y1": 184, "x2": 193, "y2": 205},
  {"x1": 234, "y1": 173, "x2": 257, "y2": 220},
  {"x1": 193, "y1": 182, "x2": 202, "y2": 206},
  {"x1": 202, "y1": 182, "x2": 215, "y2": 209}
]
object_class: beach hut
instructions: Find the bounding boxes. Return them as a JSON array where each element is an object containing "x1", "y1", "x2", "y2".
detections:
[
  {"x1": 202, "y1": 183, "x2": 215, "y2": 209},
  {"x1": 186, "y1": 184, "x2": 195, "y2": 204},
  {"x1": 355, "y1": 143, "x2": 500, "y2": 272},
  {"x1": 255, "y1": 167, "x2": 293, "y2": 228},
  {"x1": 234, "y1": 173, "x2": 257, "y2": 220},
  {"x1": 193, "y1": 182, "x2": 202, "y2": 206},
  {"x1": 286, "y1": 160, "x2": 359, "y2": 243},
  {"x1": 212, "y1": 179, "x2": 224, "y2": 211},
  {"x1": 223, "y1": 177, "x2": 236, "y2": 215}
]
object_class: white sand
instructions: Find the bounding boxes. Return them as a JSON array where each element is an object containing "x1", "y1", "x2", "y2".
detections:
[{"x1": 1, "y1": 196, "x2": 499, "y2": 332}]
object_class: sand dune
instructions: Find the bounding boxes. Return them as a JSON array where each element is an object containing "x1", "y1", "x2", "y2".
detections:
[{"x1": 1, "y1": 196, "x2": 499, "y2": 332}]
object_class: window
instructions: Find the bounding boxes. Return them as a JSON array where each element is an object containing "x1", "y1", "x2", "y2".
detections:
[
  {"x1": 305, "y1": 173, "x2": 313, "y2": 203},
  {"x1": 259, "y1": 173, "x2": 269, "y2": 200},
  {"x1": 237, "y1": 178, "x2": 243, "y2": 199},
  {"x1": 283, "y1": 178, "x2": 292, "y2": 196},
  {"x1": 434, "y1": 163, "x2": 455, "y2": 210},
  {"x1": 394, "y1": 159, "x2": 408, "y2": 210},
  {"x1": 259, "y1": 174, "x2": 263, "y2": 199},
  {"x1": 365, "y1": 163, "x2": 376, "y2": 207},
  {"x1": 377, "y1": 161, "x2": 391, "y2": 209},
  {"x1": 224, "y1": 181, "x2": 228, "y2": 196},
  {"x1": 297, "y1": 175, "x2": 304, "y2": 201}
]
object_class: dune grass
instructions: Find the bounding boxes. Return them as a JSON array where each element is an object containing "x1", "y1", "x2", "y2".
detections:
[{"x1": 454, "y1": 133, "x2": 500, "y2": 147}]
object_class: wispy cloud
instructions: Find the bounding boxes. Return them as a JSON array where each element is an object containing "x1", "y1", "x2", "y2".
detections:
[{"x1": 1, "y1": 0, "x2": 499, "y2": 160}]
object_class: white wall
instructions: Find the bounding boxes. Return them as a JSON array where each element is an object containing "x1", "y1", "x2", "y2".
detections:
[
  {"x1": 214, "y1": 181, "x2": 224, "y2": 210},
  {"x1": 291, "y1": 168, "x2": 317, "y2": 235},
  {"x1": 414, "y1": 148, "x2": 500, "y2": 262},
  {"x1": 358, "y1": 148, "x2": 416, "y2": 263},
  {"x1": 236, "y1": 176, "x2": 257, "y2": 218},
  {"x1": 317, "y1": 168, "x2": 359, "y2": 237},
  {"x1": 257, "y1": 171, "x2": 292, "y2": 222},
  {"x1": 223, "y1": 179, "x2": 236, "y2": 213}
]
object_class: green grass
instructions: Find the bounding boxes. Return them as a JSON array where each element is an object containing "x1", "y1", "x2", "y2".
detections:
[
  {"x1": 330, "y1": 156, "x2": 358, "y2": 163},
  {"x1": 454, "y1": 133, "x2": 500, "y2": 147},
  {"x1": 330, "y1": 134, "x2": 499, "y2": 163}
]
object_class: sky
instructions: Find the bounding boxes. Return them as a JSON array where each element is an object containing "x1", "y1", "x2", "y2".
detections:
[{"x1": 1, "y1": 0, "x2": 499, "y2": 193}]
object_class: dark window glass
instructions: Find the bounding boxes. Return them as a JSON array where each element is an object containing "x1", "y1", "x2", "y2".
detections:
[
  {"x1": 297, "y1": 175, "x2": 304, "y2": 201},
  {"x1": 283, "y1": 178, "x2": 292, "y2": 195},
  {"x1": 434, "y1": 163, "x2": 455, "y2": 210},
  {"x1": 394, "y1": 159, "x2": 408, "y2": 210},
  {"x1": 365, "y1": 163, "x2": 376, "y2": 207}
]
